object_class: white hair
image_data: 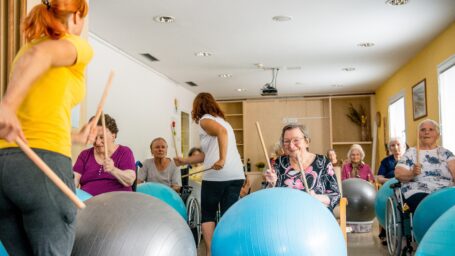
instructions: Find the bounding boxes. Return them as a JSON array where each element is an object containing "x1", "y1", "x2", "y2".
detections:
[{"x1": 347, "y1": 144, "x2": 365, "y2": 160}]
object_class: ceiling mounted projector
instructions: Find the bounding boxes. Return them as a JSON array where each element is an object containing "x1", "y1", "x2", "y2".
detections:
[{"x1": 261, "y1": 68, "x2": 279, "y2": 96}]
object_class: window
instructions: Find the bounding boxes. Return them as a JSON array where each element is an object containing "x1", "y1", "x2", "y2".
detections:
[
  {"x1": 439, "y1": 56, "x2": 455, "y2": 150},
  {"x1": 388, "y1": 94, "x2": 406, "y2": 146}
]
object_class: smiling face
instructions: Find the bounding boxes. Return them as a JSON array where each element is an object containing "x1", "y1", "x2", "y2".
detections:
[
  {"x1": 282, "y1": 127, "x2": 309, "y2": 157},
  {"x1": 151, "y1": 139, "x2": 168, "y2": 159},
  {"x1": 349, "y1": 149, "x2": 362, "y2": 164}
]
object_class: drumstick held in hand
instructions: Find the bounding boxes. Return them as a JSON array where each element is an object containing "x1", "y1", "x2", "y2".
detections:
[
  {"x1": 416, "y1": 126, "x2": 420, "y2": 165},
  {"x1": 255, "y1": 122, "x2": 273, "y2": 171},
  {"x1": 181, "y1": 168, "x2": 212, "y2": 178},
  {"x1": 171, "y1": 121, "x2": 179, "y2": 157},
  {"x1": 101, "y1": 113, "x2": 108, "y2": 160},
  {"x1": 91, "y1": 71, "x2": 115, "y2": 129},
  {"x1": 296, "y1": 153, "x2": 311, "y2": 193},
  {"x1": 15, "y1": 138, "x2": 86, "y2": 209}
]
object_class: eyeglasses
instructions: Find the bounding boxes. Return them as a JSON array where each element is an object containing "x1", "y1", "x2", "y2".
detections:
[{"x1": 282, "y1": 137, "x2": 305, "y2": 146}]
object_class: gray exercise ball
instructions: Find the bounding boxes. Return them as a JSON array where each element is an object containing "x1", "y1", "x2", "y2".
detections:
[
  {"x1": 72, "y1": 192, "x2": 196, "y2": 256},
  {"x1": 342, "y1": 178, "x2": 377, "y2": 222}
]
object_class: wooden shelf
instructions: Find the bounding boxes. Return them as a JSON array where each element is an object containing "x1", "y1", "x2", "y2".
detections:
[{"x1": 332, "y1": 141, "x2": 372, "y2": 145}]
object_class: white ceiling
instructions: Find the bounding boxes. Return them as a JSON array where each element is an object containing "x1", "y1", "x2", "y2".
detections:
[{"x1": 89, "y1": 0, "x2": 455, "y2": 100}]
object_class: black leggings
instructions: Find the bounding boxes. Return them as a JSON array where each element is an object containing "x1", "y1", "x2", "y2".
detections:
[
  {"x1": 201, "y1": 179, "x2": 244, "y2": 223},
  {"x1": 404, "y1": 192, "x2": 429, "y2": 213}
]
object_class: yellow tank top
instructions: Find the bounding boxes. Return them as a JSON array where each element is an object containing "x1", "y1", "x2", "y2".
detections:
[{"x1": 0, "y1": 34, "x2": 93, "y2": 157}]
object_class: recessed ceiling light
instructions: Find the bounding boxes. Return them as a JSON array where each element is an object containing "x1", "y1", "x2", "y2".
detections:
[
  {"x1": 255, "y1": 63, "x2": 264, "y2": 68},
  {"x1": 219, "y1": 74, "x2": 232, "y2": 78},
  {"x1": 332, "y1": 84, "x2": 343, "y2": 88},
  {"x1": 342, "y1": 67, "x2": 356, "y2": 72},
  {"x1": 272, "y1": 15, "x2": 293, "y2": 22},
  {"x1": 195, "y1": 51, "x2": 212, "y2": 57},
  {"x1": 385, "y1": 0, "x2": 409, "y2": 6},
  {"x1": 357, "y1": 42, "x2": 375, "y2": 47},
  {"x1": 153, "y1": 16, "x2": 175, "y2": 23},
  {"x1": 236, "y1": 88, "x2": 247, "y2": 92},
  {"x1": 295, "y1": 82, "x2": 304, "y2": 85}
]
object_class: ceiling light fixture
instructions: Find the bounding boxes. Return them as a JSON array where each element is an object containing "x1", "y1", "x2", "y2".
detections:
[
  {"x1": 219, "y1": 74, "x2": 232, "y2": 78},
  {"x1": 195, "y1": 51, "x2": 212, "y2": 57},
  {"x1": 385, "y1": 0, "x2": 409, "y2": 6},
  {"x1": 357, "y1": 42, "x2": 375, "y2": 47},
  {"x1": 153, "y1": 16, "x2": 175, "y2": 23},
  {"x1": 236, "y1": 88, "x2": 246, "y2": 92},
  {"x1": 272, "y1": 15, "x2": 292, "y2": 22},
  {"x1": 255, "y1": 63, "x2": 264, "y2": 69},
  {"x1": 332, "y1": 84, "x2": 343, "y2": 88},
  {"x1": 342, "y1": 67, "x2": 356, "y2": 72}
]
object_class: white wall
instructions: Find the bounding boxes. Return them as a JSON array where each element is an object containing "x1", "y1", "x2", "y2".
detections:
[{"x1": 86, "y1": 34, "x2": 199, "y2": 161}]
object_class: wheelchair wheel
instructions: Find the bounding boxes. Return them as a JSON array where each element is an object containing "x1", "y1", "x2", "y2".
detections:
[
  {"x1": 385, "y1": 197, "x2": 402, "y2": 256},
  {"x1": 187, "y1": 197, "x2": 201, "y2": 246}
]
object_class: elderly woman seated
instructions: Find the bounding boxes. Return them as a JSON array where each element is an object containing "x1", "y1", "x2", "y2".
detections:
[
  {"x1": 395, "y1": 119, "x2": 455, "y2": 213},
  {"x1": 341, "y1": 144, "x2": 374, "y2": 182},
  {"x1": 264, "y1": 123, "x2": 340, "y2": 211},
  {"x1": 137, "y1": 137, "x2": 182, "y2": 193}
]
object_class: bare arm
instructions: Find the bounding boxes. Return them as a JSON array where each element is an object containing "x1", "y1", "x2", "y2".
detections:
[
  {"x1": 104, "y1": 158, "x2": 136, "y2": 187},
  {"x1": 200, "y1": 118, "x2": 228, "y2": 170},
  {"x1": 0, "y1": 40, "x2": 78, "y2": 141},
  {"x1": 174, "y1": 152, "x2": 205, "y2": 166},
  {"x1": 448, "y1": 160, "x2": 455, "y2": 182},
  {"x1": 395, "y1": 164, "x2": 420, "y2": 182},
  {"x1": 74, "y1": 172, "x2": 81, "y2": 188},
  {"x1": 377, "y1": 175, "x2": 389, "y2": 184}
]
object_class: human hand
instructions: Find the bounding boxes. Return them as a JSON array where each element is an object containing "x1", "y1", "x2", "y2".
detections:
[
  {"x1": 103, "y1": 158, "x2": 115, "y2": 173},
  {"x1": 72, "y1": 119, "x2": 98, "y2": 145},
  {"x1": 413, "y1": 164, "x2": 422, "y2": 177},
  {"x1": 211, "y1": 159, "x2": 225, "y2": 170},
  {"x1": 0, "y1": 103, "x2": 25, "y2": 142},
  {"x1": 263, "y1": 168, "x2": 277, "y2": 187}
]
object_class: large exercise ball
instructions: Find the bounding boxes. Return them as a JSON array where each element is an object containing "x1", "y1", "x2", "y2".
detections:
[
  {"x1": 137, "y1": 182, "x2": 187, "y2": 220},
  {"x1": 211, "y1": 188, "x2": 346, "y2": 256},
  {"x1": 415, "y1": 205, "x2": 455, "y2": 256},
  {"x1": 374, "y1": 178, "x2": 398, "y2": 226},
  {"x1": 0, "y1": 241, "x2": 7, "y2": 256},
  {"x1": 413, "y1": 187, "x2": 455, "y2": 244},
  {"x1": 72, "y1": 192, "x2": 196, "y2": 256},
  {"x1": 76, "y1": 189, "x2": 92, "y2": 201},
  {"x1": 342, "y1": 178, "x2": 376, "y2": 222}
]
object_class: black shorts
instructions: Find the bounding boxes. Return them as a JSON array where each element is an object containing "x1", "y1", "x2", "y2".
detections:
[{"x1": 201, "y1": 179, "x2": 244, "y2": 223}]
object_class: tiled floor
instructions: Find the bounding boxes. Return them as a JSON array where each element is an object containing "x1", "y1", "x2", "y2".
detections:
[{"x1": 197, "y1": 220, "x2": 389, "y2": 256}]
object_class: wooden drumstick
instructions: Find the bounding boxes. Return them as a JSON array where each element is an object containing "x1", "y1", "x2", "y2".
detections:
[
  {"x1": 15, "y1": 138, "x2": 86, "y2": 209},
  {"x1": 91, "y1": 71, "x2": 115, "y2": 128},
  {"x1": 181, "y1": 168, "x2": 212, "y2": 178},
  {"x1": 296, "y1": 153, "x2": 311, "y2": 193},
  {"x1": 101, "y1": 113, "x2": 108, "y2": 160},
  {"x1": 416, "y1": 126, "x2": 420, "y2": 165},
  {"x1": 255, "y1": 122, "x2": 273, "y2": 171}
]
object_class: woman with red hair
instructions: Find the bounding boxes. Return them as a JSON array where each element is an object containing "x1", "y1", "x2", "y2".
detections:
[{"x1": 0, "y1": 0, "x2": 95, "y2": 254}]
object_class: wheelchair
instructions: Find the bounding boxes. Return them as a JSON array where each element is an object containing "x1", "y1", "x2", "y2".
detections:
[
  {"x1": 181, "y1": 167, "x2": 202, "y2": 247},
  {"x1": 385, "y1": 182, "x2": 415, "y2": 256}
]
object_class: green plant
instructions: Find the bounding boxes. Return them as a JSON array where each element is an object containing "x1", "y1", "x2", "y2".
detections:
[{"x1": 346, "y1": 103, "x2": 367, "y2": 127}]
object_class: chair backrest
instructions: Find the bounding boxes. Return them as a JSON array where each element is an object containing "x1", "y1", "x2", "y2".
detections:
[
  {"x1": 246, "y1": 172, "x2": 265, "y2": 193},
  {"x1": 333, "y1": 166, "x2": 343, "y2": 197}
]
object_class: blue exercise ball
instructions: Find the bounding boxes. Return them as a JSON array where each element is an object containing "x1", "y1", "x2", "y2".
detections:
[
  {"x1": 72, "y1": 192, "x2": 195, "y2": 256},
  {"x1": 136, "y1": 182, "x2": 187, "y2": 220},
  {"x1": 343, "y1": 178, "x2": 377, "y2": 222},
  {"x1": 415, "y1": 204, "x2": 455, "y2": 256},
  {"x1": 374, "y1": 178, "x2": 398, "y2": 227},
  {"x1": 0, "y1": 241, "x2": 8, "y2": 256},
  {"x1": 211, "y1": 188, "x2": 346, "y2": 256},
  {"x1": 413, "y1": 187, "x2": 455, "y2": 244},
  {"x1": 76, "y1": 189, "x2": 93, "y2": 201}
]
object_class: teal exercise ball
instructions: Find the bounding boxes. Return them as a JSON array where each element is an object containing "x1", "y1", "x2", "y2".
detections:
[
  {"x1": 76, "y1": 189, "x2": 93, "y2": 201},
  {"x1": 137, "y1": 182, "x2": 187, "y2": 220},
  {"x1": 212, "y1": 188, "x2": 347, "y2": 256},
  {"x1": 0, "y1": 241, "x2": 7, "y2": 256},
  {"x1": 413, "y1": 187, "x2": 455, "y2": 244},
  {"x1": 416, "y1": 205, "x2": 455, "y2": 256},
  {"x1": 374, "y1": 178, "x2": 398, "y2": 227}
]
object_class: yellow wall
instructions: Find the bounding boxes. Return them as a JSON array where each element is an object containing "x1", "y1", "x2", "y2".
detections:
[{"x1": 375, "y1": 22, "x2": 455, "y2": 164}]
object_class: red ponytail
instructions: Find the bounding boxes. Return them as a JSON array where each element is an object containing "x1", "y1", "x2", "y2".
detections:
[{"x1": 22, "y1": 0, "x2": 88, "y2": 42}]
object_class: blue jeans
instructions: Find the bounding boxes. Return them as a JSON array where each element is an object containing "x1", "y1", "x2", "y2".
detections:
[{"x1": 0, "y1": 148, "x2": 76, "y2": 255}]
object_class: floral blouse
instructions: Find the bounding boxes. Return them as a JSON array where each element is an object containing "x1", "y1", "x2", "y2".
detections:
[
  {"x1": 396, "y1": 146, "x2": 455, "y2": 199},
  {"x1": 273, "y1": 154, "x2": 341, "y2": 210}
]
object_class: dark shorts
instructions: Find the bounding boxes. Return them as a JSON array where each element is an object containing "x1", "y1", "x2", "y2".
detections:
[
  {"x1": 201, "y1": 179, "x2": 244, "y2": 223},
  {"x1": 404, "y1": 192, "x2": 429, "y2": 213},
  {"x1": 0, "y1": 148, "x2": 77, "y2": 256}
]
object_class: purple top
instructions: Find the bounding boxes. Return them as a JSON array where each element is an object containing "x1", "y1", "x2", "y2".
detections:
[
  {"x1": 341, "y1": 162, "x2": 373, "y2": 182},
  {"x1": 73, "y1": 145, "x2": 135, "y2": 196}
]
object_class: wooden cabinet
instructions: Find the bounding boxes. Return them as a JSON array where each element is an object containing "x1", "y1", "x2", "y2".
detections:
[{"x1": 218, "y1": 101, "x2": 244, "y2": 161}]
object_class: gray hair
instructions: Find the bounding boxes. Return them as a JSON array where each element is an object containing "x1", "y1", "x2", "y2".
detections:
[
  {"x1": 280, "y1": 123, "x2": 310, "y2": 145},
  {"x1": 388, "y1": 137, "x2": 403, "y2": 149},
  {"x1": 347, "y1": 144, "x2": 365, "y2": 160},
  {"x1": 418, "y1": 119, "x2": 440, "y2": 134}
]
